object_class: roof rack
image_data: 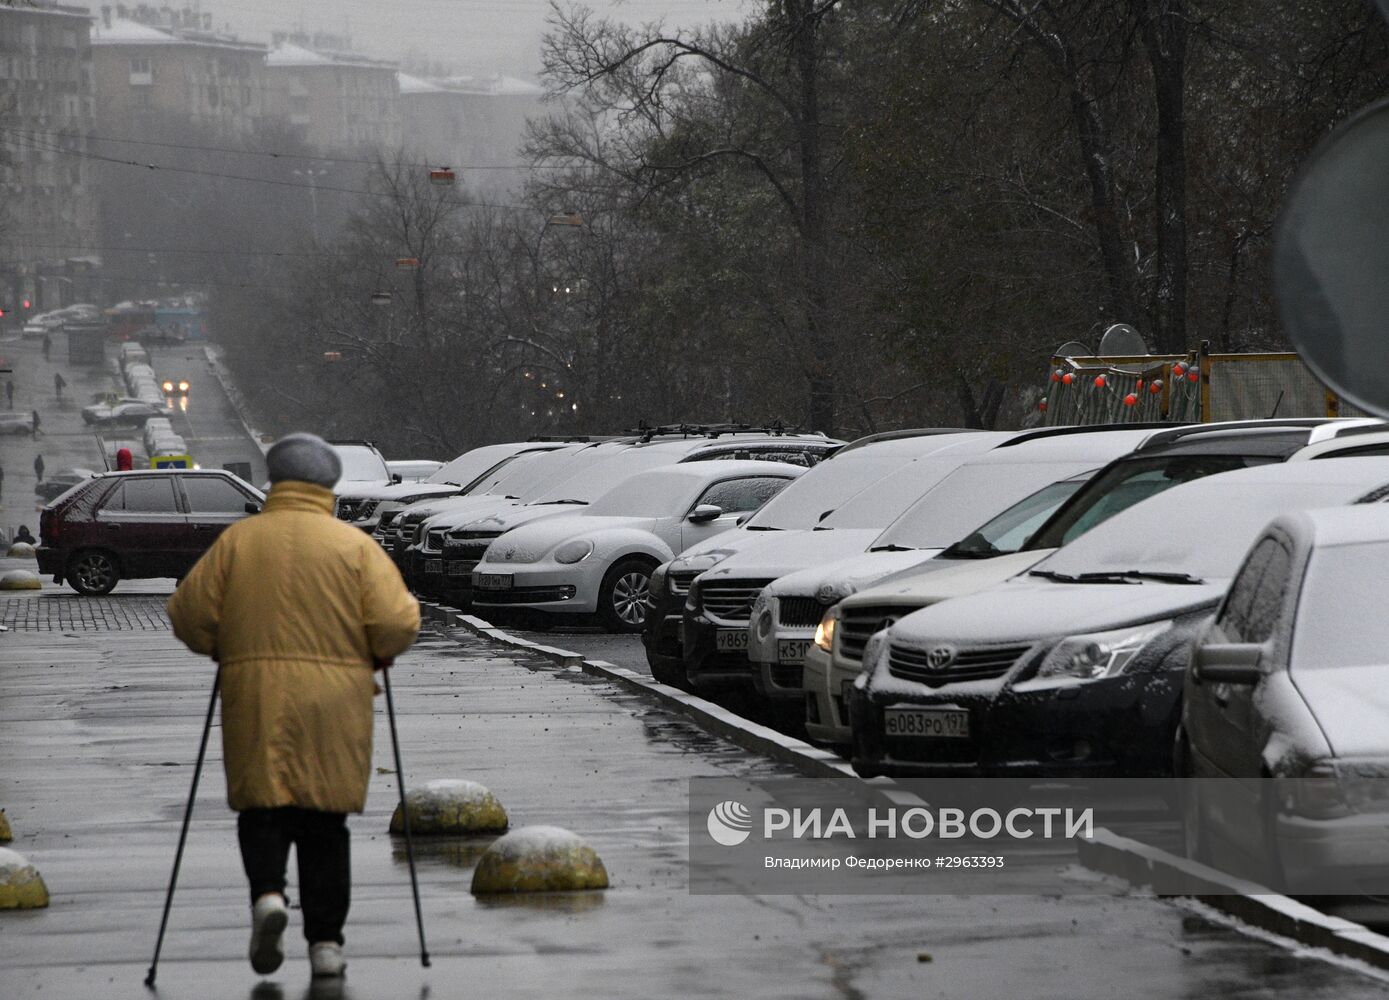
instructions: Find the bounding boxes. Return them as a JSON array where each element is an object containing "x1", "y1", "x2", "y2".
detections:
[
  {"x1": 1135, "y1": 418, "x2": 1336, "y2": 452},
  {"x1": 622, "y1": 421, "x2": 809, "y2": 444},
  {"x1": 996, "y1": 421, "x2": 1181, "y2": 448},
  {"x1": 525, "y1": 435, "x2": 617, "y2": 443}
]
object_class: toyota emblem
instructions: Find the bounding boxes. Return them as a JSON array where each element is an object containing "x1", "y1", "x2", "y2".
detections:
[
  {"x1": 816, "y1": 584, "x2": 838, "y2": 605},
  {"x1": 926, "y1": 645, "x2": 956, "y2": 670}
]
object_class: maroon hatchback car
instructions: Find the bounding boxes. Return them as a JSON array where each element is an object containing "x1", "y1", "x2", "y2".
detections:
[{"x1": 37, "y1": 469, "x2": 265, "y2": 595}]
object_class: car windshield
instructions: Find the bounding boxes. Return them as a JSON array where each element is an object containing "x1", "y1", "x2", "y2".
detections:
[
  {"x1": 1025, "y1": 453, "x2": 1280, "y2": 550},
  {"x1": 818, "y1": 451, "x2": 989, "y2": 530},
  {"x1": 584, "y1": 469, "x2": 707, "y2": 517},
  {"x1": 872, "y1": 462, "x2": 1099, "y2": 551},
  {"x1": 938, "y1": 474, "x2": 1091, "y2": 559},
  {"x1": 1032, "y1": 479, "x2": 1379, "y2": 582},
  {"x1": 334, "y1": 446, "x2": 390, "y2": 482},
  {"x1": 425, "y1": 445, "x2": 535, "y2": 487},
  {"x1": 1291, "y1": 542, "x2": 1389, "y2": 670},
  {"x1": 528, "y1": 445, "x2": 691, "y2": 504},
  {"x1": 477, "y1": 447, "x2": 591, "y2": 499}
]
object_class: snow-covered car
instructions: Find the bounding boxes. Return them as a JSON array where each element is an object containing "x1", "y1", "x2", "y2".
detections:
[
  {"x1": 1180, "y1": 505, "x2": 1389, "y2": 894},
  {"x1": 747, "y1": 427, "x2": 1159, "y2": 704},
  {"x1": 0, "y1": 411, "x2": 36, "y2": 435},
  {"x1": 471, "y1": 461, "x2": 805, "y2": 631},
  {"x1": 335, "y1": 440, "x2": 572, "y2": 533},
  {"x1": 802, "y1": 418, "x2": 1370, "y2": 746},
  {"x1": 387, "y1": 459, "x2": 444, "y2": 482},
  {"x1": 848, "y1": 457, "x2": 1389, "y2": 781},
  {"x1": 35, "y1": 467, "x2": 98, "y2": 502},
  {"x1": 642, "y1": 430, "x2": 987, "y2": 687},
  {"x1": 421, "y1": 433, "x2": 840, "y2": 604},
  {"x1": 82, "y1": 400, "x2": 167, "y2": 427},
  {"x1": 330, "y1": 440, "x2": 393, "y2": 492}
]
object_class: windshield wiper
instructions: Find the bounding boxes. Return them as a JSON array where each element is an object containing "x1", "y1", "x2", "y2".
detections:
[
  {"x1": 746, "y1": 525, "x2": 781, "y2": 531},
  {"x1": 869, "y1": 543, "x2": 917, "y2": 552},
  {"x1": 1030, "y1": 569, "x2": 1204, "y2": 585},
  {"x1": 545, "y1": 499, "x2": 587, "y2": 505}
]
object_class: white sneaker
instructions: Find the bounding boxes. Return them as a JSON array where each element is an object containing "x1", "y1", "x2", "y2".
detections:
[
  {"x1": 248, "y1": 893, "x2": 289, "y2": 975},
  {"x1": 309, "y1": 942, "x2": 346, "y2": 978}
]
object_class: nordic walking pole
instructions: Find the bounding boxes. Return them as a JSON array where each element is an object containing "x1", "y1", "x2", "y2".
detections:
[
  {"x1": 382, "y1": 664, "x2": 430, "y2": 967},
  {"x1": 145, "y1": 667, "x2": 220, "y2": 989}
]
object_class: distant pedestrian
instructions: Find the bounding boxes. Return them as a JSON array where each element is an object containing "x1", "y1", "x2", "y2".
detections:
[
  {"x1": 5, "y1": 379, "x2": 12, "y2": 408},
  {"x1": 33, "y1": 454, "x2": 44, "y2": 481},
  {"x1": 168, "y1": 433, "x2": 419, "y2": 981},
  {"x1": 30, "y1": 409, "x2": 40, "y2": 438},
  {"x1": 41, "y1": 332, "x2": 50, "y2": 360},
  {"x1": 13, "y1": 525, "x2": 34, "y2": 545},
  {"x1": 54, "y1": 372, "x2": 65, "y2": 399}
]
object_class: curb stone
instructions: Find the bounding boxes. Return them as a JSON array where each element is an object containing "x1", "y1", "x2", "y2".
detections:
[{"x1": 1079, "y1": 829, "x2": 1389, "y2": 971}]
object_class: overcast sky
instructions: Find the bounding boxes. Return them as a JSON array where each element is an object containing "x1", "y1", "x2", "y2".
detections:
[{"x1": 81, "y1": 0, "x2": 753, "y2": 79}]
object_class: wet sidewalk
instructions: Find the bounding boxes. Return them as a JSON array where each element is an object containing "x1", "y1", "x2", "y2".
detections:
[{"x1": 2, "y1": 611, "x2": 1388, "y2": 999}]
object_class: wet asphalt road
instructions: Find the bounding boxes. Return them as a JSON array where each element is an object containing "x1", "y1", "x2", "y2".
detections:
[{"x1": 3, "y1": 595, "x2": 1389, "y2": 999}]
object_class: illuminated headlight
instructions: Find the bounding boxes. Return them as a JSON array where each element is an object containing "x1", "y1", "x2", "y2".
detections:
[
  {"x1": 178, "y1": 380, "x2": 190, "y2": 392},
  {"x1": 161, "y1": 380, "x2": 174, "y2": 392},
  {"x1": 1034, "y1": 621, "x2": 1173, "y2": 681},
  {"x1": 814, "y1": 606, "x2": 841, "y2": 653},
  {"x1": 554, "y1": 539, "x2": 595, "y2": 564}
]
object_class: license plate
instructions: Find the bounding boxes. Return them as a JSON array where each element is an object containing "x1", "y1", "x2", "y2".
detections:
[
  {"x1": 475, "y1": 573, "x2": 512, "y2": 591},
  {"x1": 715, "y1": 629, "x2": 748, "y2": 652},
  {"x1": 778, "y1": 639, "x2": 811, "y2": 664},
  {"x1": 447, "y1": 560, "x2": 474, "y2": 577},
  {"x1": 424, "y1": 559, "x2": 442, "y2": 575},
  {"x1": 884, "y1": 707, "x2": 970, "y2": 739}
]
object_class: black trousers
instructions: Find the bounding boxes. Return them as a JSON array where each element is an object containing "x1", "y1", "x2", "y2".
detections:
[{"x1": 237, "y1": 807, "x2": 349, "y2": 945}]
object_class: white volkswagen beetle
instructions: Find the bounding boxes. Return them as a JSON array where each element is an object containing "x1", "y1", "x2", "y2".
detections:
[{"x1": 472, "y1": 461, "x2": 804, "y2": 632}]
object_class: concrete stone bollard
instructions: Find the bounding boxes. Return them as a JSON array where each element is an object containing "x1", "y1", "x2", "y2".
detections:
[
  {"x1": 389, "y1": 779, "x2": 509, "y2": 836},
  {"x1": 0, "y1": 809, "x2": 11, "y2": 843},
  {"x1": 470, "y1": 825, "x2": 609, "y2": 895},
  {"x1": 0, "y1": 570, "x2": 40, "y2": 591},
  {"x1": 0, "y1": 847, "x2": 49, "y2": 910},
  {"x1": 5, "y1": 542, "x2": 37, "y2": 559}
]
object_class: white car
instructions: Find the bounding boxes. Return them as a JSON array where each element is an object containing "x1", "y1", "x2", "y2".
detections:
[
  {"x1": 335, "y1": 441, "x2": 572, "y2": 533},
  {"x1": 330, "y1": 440, "x2": 393, "y2": 492},
  {"x1": 419, "y1": 434, "x2": 840, "y2": 599},
  {"x1": 471, "y1": 461, "x2": 806, "y2": 631},
  {"x1": 747, "y1": 428, "x2": 1157, "y2": 703},
  {"x1": 849, "y1": 457, "x2": 1389, "y2": 780},
  {"x1": 387, "y1": 459, "x2": 444, "y2": 482}
]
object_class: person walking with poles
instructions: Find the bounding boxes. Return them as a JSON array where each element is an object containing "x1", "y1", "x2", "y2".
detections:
[{"x1": 168, "y1": 433, "x2": 419, "y2": 981}]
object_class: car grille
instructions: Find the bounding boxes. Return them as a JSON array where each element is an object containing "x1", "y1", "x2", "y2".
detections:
[
  {"x1": 335, "y1": 498, "x2": 378, "y2": 521},
  {"x1": 886, "y1": 641, "x2": 1034, "y2": 688},
  {"x1": 444, "y1": 530, "x2": 501, "y2": 561},
  {"x1": 839, "y1": 605, "x2": 910, "y2": 665},
  {"x1": 668, "y1": 569, "x2": 699, "y2": 596},
  {"x1": 700, "y1": 579, "x2": 774, "y2": 624},
  {"x1": 424, "y1": 529, "x2": 447, "y2": 552},
  {"x1": 378, "y1": 511, "x2": 399, "y2": 528},
  {"x1": 778, "y1": 596, "x2": 825, "y2": 627}
]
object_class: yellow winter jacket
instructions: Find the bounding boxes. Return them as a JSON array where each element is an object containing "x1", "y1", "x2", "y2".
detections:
[{"x1": 168, "y1": 480, "x2": 420, "y2": 813}]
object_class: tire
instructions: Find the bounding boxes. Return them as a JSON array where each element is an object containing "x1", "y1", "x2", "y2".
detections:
[
  {"x1": 68, "y1": 549, "x2": 120, "y2": 596},
  {"x1": 597, "y1": 557, "x2": 657, "y2": 634},
  {"x1": 648, "y1": 654, "x2": 692, "y2": 692}
]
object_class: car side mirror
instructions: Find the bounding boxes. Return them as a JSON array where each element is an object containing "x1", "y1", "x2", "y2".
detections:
[
  {"x1": 817, "y1": 509, "x2": 835, "y2": 522},
  {"x1": 735, "y1": 512, "x2": 751, "y2": 527},
  {"x1": 391, "y1": 473, "x2": 403, "y2": 484},
  {"x1": 1193, "y1": 642, "x2": 1263, "y2": 684},
  {"x1": 688, "y1": 504, "x2": 724, "y2": 524},
  {"x1": 244, "y1": 501, "x2": 262, "y2": 514}
]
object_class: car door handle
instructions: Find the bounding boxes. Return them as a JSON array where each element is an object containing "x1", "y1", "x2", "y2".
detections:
[{"x1": 192, "y1": 524, "x2": 214, "y2": 531}]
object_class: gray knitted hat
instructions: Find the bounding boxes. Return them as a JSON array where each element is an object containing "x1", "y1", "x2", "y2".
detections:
[{"x1": 266, "y1": 432, "x2": 341, "y2": 489}]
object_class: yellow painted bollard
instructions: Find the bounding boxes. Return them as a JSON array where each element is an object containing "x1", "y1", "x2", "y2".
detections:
[
  {"x1": 0, "y1": 848, "x2": 49, "y2": 910},
  {"x1": 0, "y1": 570, "x2": 40, "y2": 590},
  {"x1": 471, "y1": 826, "x2": 609, "y2": 895},
  {"x1": 0, "y1": 810, "x2": 11, "y2": 843},
  {"x1": 5, "y1": 542, "x2": 36, "y2": 559},
  {"x1": 389, "y1": 779, "x2": 509, "y2": 836}
]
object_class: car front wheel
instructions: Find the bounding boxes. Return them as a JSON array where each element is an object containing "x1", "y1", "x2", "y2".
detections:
[
  {"x1": 598, "y1": 558, "x2": 656, "y2": 633},
  {"x1": 68, "y1": 549, "x2": 120, "y2": 596}
]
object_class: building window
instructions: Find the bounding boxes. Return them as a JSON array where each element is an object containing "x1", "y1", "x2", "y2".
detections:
[{"x1": 129, "y1": 56, "x2": 153, "y2": 87}]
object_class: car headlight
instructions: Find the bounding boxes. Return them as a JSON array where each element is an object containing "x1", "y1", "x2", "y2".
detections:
[
  {"x1": 554, "y1": 539, "x2": 595, "y2": 564},
  {"x1": 648, "y1": 564, "x2": 668, "y2": 598},
  {"x1": 814, "y1": 606, "x2": 841, "y2": 653},
  {"x1": 1034, "y1": 621, "x2": 1173, "y2": 681},
  {"x1": 161, "y1": 380, "x2": 173, "y2": 392},
  {"x1": 178, "y1": 380, "x2": 190, "y2": 392}
]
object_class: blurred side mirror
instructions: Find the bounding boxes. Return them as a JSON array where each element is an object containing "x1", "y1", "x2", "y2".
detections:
[
  {"x1": 817, "y1": 509, "x2": 835, "y2": 523},
  {"x1": 1193, "y1": 643, "x2": 1263, "y2": 684},
  {"x1": 688, "y1": 504, "x2": 724, "y2": 524},
  {"x1": 735, "y1": 512, "x2": 752, "y2": 527},
  {"x1": 390, "y1": 473, "x2": 403, "y2": 484},
  {"x1": 244, "y1": 501, "x2": 262, "y2": 515}
]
